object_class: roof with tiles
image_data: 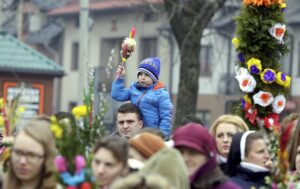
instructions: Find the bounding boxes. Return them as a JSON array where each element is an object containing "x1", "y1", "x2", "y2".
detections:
[
  {"x1": 48, "y1": 0, "x2": 163, "y2": 16},
  {"x1": 0, "y1": 33, "x2": 64, "y2": 76}
]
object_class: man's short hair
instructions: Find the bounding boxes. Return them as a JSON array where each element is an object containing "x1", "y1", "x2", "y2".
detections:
[
  {"x1": 117, "y1": 103, "x2": 142, "y2": 121},
  {"x1": 181, "y1": 114, "x2": 204, "y2": 126}
]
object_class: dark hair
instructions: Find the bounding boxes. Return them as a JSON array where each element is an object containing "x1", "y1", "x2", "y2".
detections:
[
  {"x1": 117, "y1": 103, "x2": 142, "y2": 121},
  {"x1": 93, "y1": 136, "x2": 129, "y2": 166},
  {"x1": 181, "y1": 114, "x2": 204, "y2": 126},
  {"x1": 133, "y1": 127, "x2": 164, "y2": 139},
  {"x1": 245, "y1": 132, "x2": 264, "y2": 158}
]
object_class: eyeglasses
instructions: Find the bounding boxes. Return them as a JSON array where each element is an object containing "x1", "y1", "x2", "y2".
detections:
[{"x1": 12, "y1": 149, "x2": 44, "y2": 164}]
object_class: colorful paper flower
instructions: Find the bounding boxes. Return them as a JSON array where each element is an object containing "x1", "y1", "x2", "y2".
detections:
[
  {"x1": 276, "y1": 72, "x2": 291, "y2": 88},
  {"x1": 242, "y1": 95, "x2": 252, "y2": 111},
  {"x1": 243, "y1": 0, "x2": 284, "y2": 7},
  {"x1": 72, "y1": 105, "x2": 88, "y2": 118},
  {"x1": 247, "y1": 58, "x2": 262, "y2": 75},
  {"x1": 235, "y1": 74, "x2": 257, "y2": 93},
  {"x1": 264, "y1": 113, "x2": 279, "y2": 129},
  {"x1": 1, "y1": 147, "x2": 11, "y2": 163},
  {"x1": 253, "y1": 91, "x2": 274, "y2": 107},
  {"x1": 235, "y1": 66, "x2": 257, "y2": 93},
  {"x1": 81, "y1": 182, "x2": 92, "y2": 189},
  {"x1": 280, "y1": 2, "x2": 286, "y2": 9},
  {"x1": 232, "y1": 37, "x2": 240, "y2": 49},
  {"x1": 260, "y1": 69, "x2": 276, "y2": 84},
  {"x1": 235, "y1": 66, "x2": 249, "y2": 75},
  {"x1": 245, "y1": 108, "x2": 257, "y2": 124},
  {"x1": 55, "y1": 156, "x2": 67, "y2": 173},
  {"x1": 269, "y1": 23, "x2": 286, "y2": 43},
  {"x1": 51, "y1": 124, "x2": 63, "y2": 139},
  {"x1": 238, "y1": 53, "x2": 245, "y2": 63},
  {"x1": 75, "y1": 155, "x2": 86, "y2": 174},
  {"x1": 272, "y1": 94, "x2": 286, "y2": 114}
]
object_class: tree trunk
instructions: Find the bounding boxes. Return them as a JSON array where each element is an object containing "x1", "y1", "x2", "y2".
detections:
[{"x1": 164, "y1": 0, "x2": 227, "y2": 128}]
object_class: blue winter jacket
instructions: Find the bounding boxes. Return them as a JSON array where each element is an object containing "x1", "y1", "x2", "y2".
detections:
[{"x1": 111, "y1": 77, "x2": 173, "y2": 138}]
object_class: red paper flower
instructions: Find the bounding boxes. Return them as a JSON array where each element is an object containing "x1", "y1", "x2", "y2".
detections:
[
  {"x1": 81, "y1": 182, "x2": 92, "y2": 189},
  {"x1": 245, "y1": 108, "x2": 257, "y2": 125},
  {"x1": 67, "y1": 186, "x2": 76, "y2": 189},
  {"x1": 264, "y1": 113, "x2": 279, "y2": 129}
]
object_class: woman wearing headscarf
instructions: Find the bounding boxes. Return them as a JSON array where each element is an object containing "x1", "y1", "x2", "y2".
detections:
[
  {"x1": 226, "y1": 131, "x2": 271, "y2": 189},
  {"x1": 172, "y1": 123, "x2": 241, "y2": 189}
]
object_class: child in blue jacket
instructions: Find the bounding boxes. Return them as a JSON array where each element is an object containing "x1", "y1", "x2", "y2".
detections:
[{"x1": 111, "y1": 57, "x2": 173, "y2": 139}]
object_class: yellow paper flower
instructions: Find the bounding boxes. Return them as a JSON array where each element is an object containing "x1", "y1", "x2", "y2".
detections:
[
  {"x1": 50, "y1": 115, "x2": 57, "y2": 123},
  {"x1": 280, "y1": 2, "x2": 286, "y2": 8},
  {"x1": 247, "y1": 58, "x2": 262, "y2": 75},
  {"x1": 2, "y1": 147, "x2": 11, "y2": 162},
  {"x1": 232, "y1": 37, "x2": 240, "y2": 49},
  {"x1": 72, "y1": 105, "x2": 88, "y2": 118},
  {"x1": 51, "y1": 124, "x2": 63, "y2": 139},
  {"x1": 244, "y1": 95, "x2": 252, "y2": 104},
  {"x1": 260, "y1": 69, "x2": 276, "y2": 84},
  {"x1": 243, "y1": 0, "x2": 279, "y2": 6},
  {"x1": 0, "y1": 116, "x2": 4, "y2": 127},
  {"x1": 0, "y1": 98, "x2": 3, "y2": 109},
  {"x1": 276, "y1": 72, "x2": 291, "y2": 88}
]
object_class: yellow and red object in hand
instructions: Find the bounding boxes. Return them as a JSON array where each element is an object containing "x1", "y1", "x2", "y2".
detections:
[{"x1": 116, "y1": 27, "x2": 137, "y2": 79}]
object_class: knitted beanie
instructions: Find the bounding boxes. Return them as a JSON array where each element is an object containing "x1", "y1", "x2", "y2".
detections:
[
  {"x1": 129, "y1": 133, "x2": 165, "y2": 159},
  {"x1": 173, "y1": 123, "x2": 217, "y2": 159},
  {"x1": 137, "y1": 57, "x2": 161, "y2": 83}
]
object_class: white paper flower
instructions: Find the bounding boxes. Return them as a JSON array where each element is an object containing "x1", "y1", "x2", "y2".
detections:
[
  {"x1": 272, "y1": 94, "x2": 286, "y2": 114},
  {"x1": 269, "y1": 23, "x2": 286, "y2": 44},
  {"x1": 253, "y1": 91, "x2": 274, "y2": 107},
  {"x1": 235, "y1": 66, "x2": 249, "y2": 76},
  {"x1": 235, "y1": 74, "x2": 257, "y2": 93}
]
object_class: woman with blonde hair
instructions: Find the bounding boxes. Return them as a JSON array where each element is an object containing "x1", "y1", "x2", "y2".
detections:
[
  {"x1": 4, "y1": 117, "x2": 58, "y2": 189},
  {"x1": 110, "y1": 148, "x2": 189, "y2": 189},
  {"x1": 210, "y1": 115, "x2": 249, "y2": 172}
]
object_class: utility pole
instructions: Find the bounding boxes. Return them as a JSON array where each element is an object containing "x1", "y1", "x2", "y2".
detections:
[
  {"x1": 78, "y1": 0, "x2": 89, "y2": 103},
  {"x1": 17, "y1": 0, "x2": 24, "y2": 40}
]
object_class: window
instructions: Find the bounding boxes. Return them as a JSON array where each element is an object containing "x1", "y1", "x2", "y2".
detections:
[
  {"x1": 199, "y1": 45, "x2": 212, "y2": 76},
  {"x1": 144, "y1": 12, "x2": 158, "y2": 22},
  {"x1": 140, "y1": 38, "x2": 157, "y2": 61},
  {"x1": 71, "y1": 42, "x2": 79, "y2": 71},
  {"x1": 75, "y1": 15, "x2": 80, "y2": 28}
]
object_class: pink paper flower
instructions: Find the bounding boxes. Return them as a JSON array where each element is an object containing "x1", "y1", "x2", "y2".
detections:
[
  {"x1": 75, "y1": 155, "x2": 86, "y2": 174},
  {"x1": 55, "y1": 156, "x2": 67, "y2": 173}
]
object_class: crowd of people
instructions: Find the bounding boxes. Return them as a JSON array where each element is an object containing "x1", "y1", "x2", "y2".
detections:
[
  {"x1": 0, "y1": 57, "x2": 299, "y2": 189},
  {"x1": 1, "y1": 103, "x2": 300, "y2": 189}
]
